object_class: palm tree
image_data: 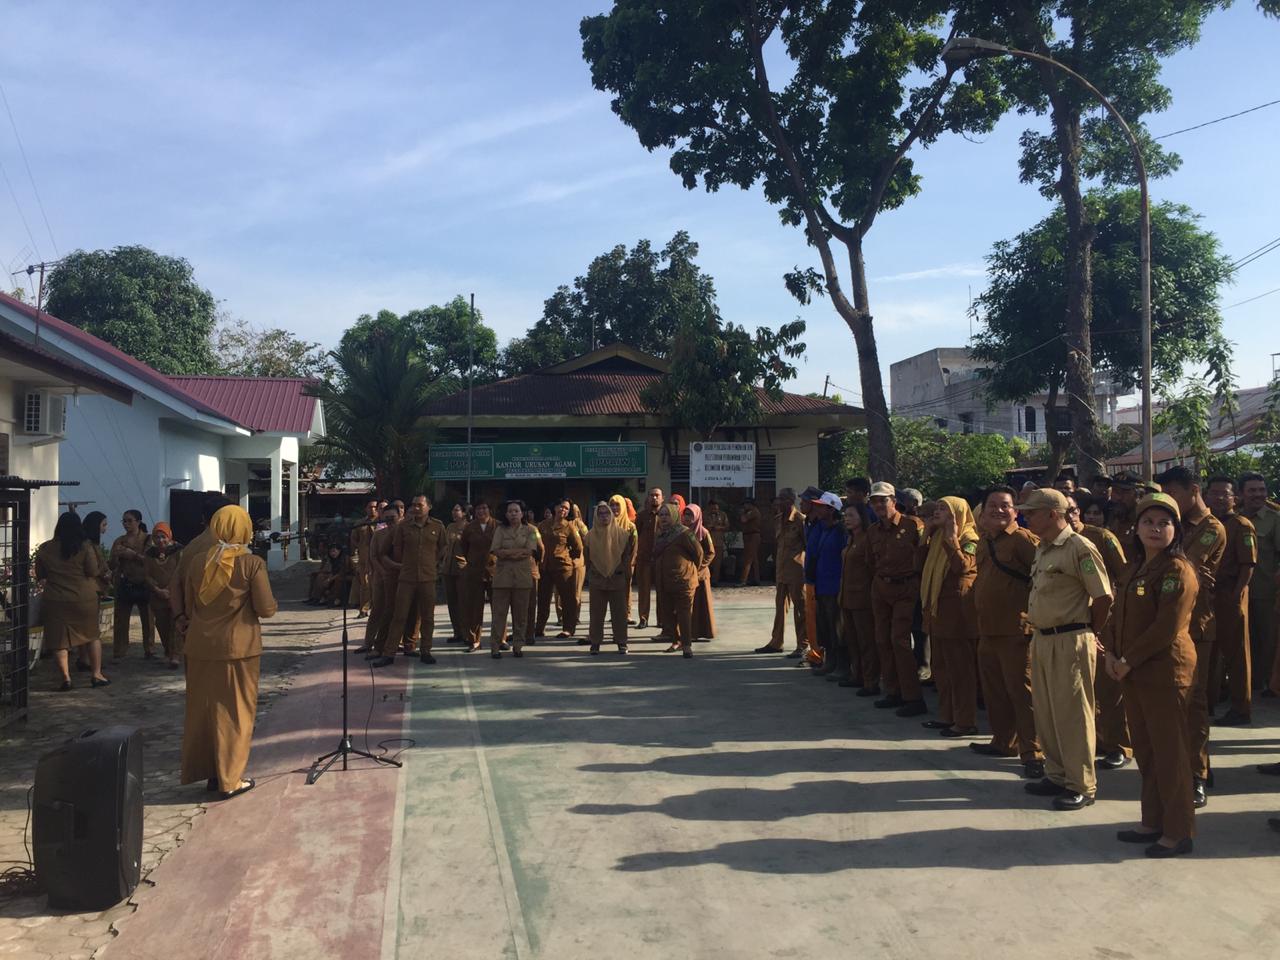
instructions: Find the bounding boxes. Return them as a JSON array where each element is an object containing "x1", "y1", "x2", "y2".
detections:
[{"x1": 306, "y1": 334, "x2": 440, "y2": 497}]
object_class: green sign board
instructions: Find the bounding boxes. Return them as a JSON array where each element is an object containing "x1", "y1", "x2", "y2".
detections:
[{"x1": 429, "y1": 442, "x2": 647, "y2": 480}]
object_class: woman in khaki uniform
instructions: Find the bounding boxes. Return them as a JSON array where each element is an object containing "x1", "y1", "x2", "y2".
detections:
[
  {"x1": 180, "y1": 505, "x2": 277, "y2": 799},
  {"x1": 458, "y1": 504, "x2": 498, "y2": 651},
  {"x1": 569, "y1": 503, "x2": 590, "y2": 634},
  {"x1": 586, "y1": 502, "x2": 635, "y2": 654},
  {"x1": 523, "y1": 514, "x2": 544, "y2": 644},
  {"x1": 608, "y1": 495, "x2": 637, "y2": 622},
  {"x1": 920, "y1": 496, "x2": 981, "y2": 737},
  {"x1": 110, "y1": 509, "x2": 155, "y2": 660},
  {"x1": 653, "y1": 504, "x2": 703, "y2": 658},
  {"x1": 839, "y1": 504, "x2": 878, "y2": 692},
  {"x1": 1104, "y1": 493, "x2": 1199, "y2": 857},
  {"x1": 683, "y1": 504, "x2": 717, "y2": 641},
  {"x1": 704, "y1": 501, "x2": 730, "y2": 585},
  {"x1": 144, "y1": 522, "x2": 183, "y2": 668},
  {"x1": 489, "y1": 500, "x2": 539, "y2": 658},
  {"x1": 444, "y1": 504, "x2": 469, "y2": 643},
  {"x1": 35, "y1": 512, "x2": 110, "y2": 690}
]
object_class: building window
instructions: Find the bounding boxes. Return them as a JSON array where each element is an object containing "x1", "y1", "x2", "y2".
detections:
[
  {"x1": 1024, "y1": 406, "x2": 1037, "y2": 433},
  {"x1": 959, "y1": 412, "x2": 973, "y2": 435}
]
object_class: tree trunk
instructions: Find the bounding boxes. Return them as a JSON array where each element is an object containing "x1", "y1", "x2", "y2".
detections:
[
  {"x1": 842, "y1": 237, "x2": 896, "y2": 482},
  {"x1": 1042, "y1": 380, "x2": 1069, "y2": 483}
]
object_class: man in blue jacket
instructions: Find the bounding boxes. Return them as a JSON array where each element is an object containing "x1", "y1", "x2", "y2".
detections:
[{"x1": 806, "y1": 492, "x2": 849, "y2": 678}]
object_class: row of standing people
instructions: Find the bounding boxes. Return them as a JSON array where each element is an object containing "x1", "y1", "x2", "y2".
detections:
[{"x1": 347, "y1": 491, "x2": 720, "y2": 664}]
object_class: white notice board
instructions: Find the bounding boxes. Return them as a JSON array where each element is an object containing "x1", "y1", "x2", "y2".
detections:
[{"x1": 690, "y1": 441, "x2": 756, "y2": 488}]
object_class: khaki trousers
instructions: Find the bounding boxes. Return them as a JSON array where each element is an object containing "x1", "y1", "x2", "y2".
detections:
[
  {"x1": 444, "y1": 574, "x2": 464, "y2": 642},
  {"x1": 1031, "y1": 631, "x2": 1097, "y2": 797},
  {"x1": 355, "y1": 562, "x2": 371, "y2": 612},
  {"x1": 151, "y1": 602, "x2": 180, "y2": 659},
  {"x1": 1210, "y1": 591, "x2": 1251, "y2": 717},
  {"x1": 663, "y1": 589, "x2": 696, "y2": 650},
  {"x1": 872, "y1": 579, "x2": 921, "y2": 701},
  {"x1": 113, "y1": 595, "x2": 154, "y2": 657},
  {"x1": 490, "y1": 586, "x2": 530, "y2": 652},
  {"x1": 1249, "y1": 595, "x2": 1278, "y2": 693},
  {"x1": 462, "y1": 574, "x2": 489, "y2": 647},
  {"x1": 635, "y1": 557, "x2": 654, "y2": 622},
  {"x1": 979, "y1": 634, "x2": 1040, "y2": 761},
  {"x1": 1124, "y1": 659, "x2": 1196, "y2": 842},
  {"x1": 1187, "y1": 638, "x2": 1214, "y2": 781},
  {"x1": 933, "y1": 635, "x2": 978, "y2": 728},
  {"x1": 589, "y1": 582, "x2": 629, "y2": 649},
  {"x1": 1095, "y1": 648, "x2": 1132, "y2": 757},
  {"x1": 738, "y1": 534, "x2": 761, "y2": 584},
  {"x1": 385, "y1": 580, "x2": 436, "y2": 657},
  {"x1": 537, "y1": 567, "x2": 579, "y2": 635},
  {"x1": 840, "y1": 606, "x2": 877, "y2": 686},
  {"x1": 769, "y1": 581, "x2": 806, "y2": 650}
]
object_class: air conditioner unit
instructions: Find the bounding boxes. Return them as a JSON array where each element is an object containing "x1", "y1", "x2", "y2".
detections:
[{"x1": 16, "y1": 389, "x2": 68, "y2": 443}]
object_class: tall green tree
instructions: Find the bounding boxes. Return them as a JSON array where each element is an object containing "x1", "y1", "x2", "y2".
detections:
[
  {"x1": 582, "y1": 1, "x2": 1006, "y2": 481},
  {"x1": 212, "y1": 316, "x2": 333, "y2": 379},
  {"x1": 953, "y1": 0, "x2": 1224, "y2": 478},
  {"x1": 305, "y1": 336, "x2": 440, "y2": 496},
  {"x1": 500, "y1": 231, "x2": 716, "y2": 374},
  {"x1": 641, "y1": 299, "x2": 805, "y2": 438},
  {"x1": 340, "y1": 296, "x2": 501, "y2": 391},
  {"x1": 969, "y1": 189, "x2": 1233, "y2": 479},
  {"x1": 45, "y1": 245, "x2": 218, "y2": 374}
]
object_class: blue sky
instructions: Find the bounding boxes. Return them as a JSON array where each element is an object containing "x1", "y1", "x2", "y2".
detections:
[{"x1": 1, "y1": 1, "x2": 1277, "y2": 404}]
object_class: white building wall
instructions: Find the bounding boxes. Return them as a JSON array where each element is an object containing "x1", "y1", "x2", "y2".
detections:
[{"x1": 0, "y1": 377, "x2": 62, "y2": 543}]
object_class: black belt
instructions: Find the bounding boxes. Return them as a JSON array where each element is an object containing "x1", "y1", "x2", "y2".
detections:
[
  {"x1": 877, "y1": 574, "x2": 917, "y2": 585},
  {"x1": 1037, "y1": 622, "x2": 1088, "y2": 635}
]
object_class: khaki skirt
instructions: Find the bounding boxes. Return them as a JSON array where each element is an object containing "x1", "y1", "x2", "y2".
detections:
[
  {"x1": 181, "y1": 656, "x2": 261, "y2": 794},
  {"x1": 41, "y1": 597, "x2": 101, "y2": 651}
]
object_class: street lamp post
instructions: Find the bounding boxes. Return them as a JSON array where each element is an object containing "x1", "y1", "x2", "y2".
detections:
[{"x1": 941, "y1": 37, "x2": 1154, "y2": 482}]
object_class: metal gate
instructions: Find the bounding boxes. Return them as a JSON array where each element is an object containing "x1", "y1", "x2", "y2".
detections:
[{"x1": 0, "y1": 482, "x2": 33, "y2": 730}]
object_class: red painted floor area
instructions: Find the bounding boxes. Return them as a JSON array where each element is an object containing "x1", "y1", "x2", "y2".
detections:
[{"x1": 109, "y1": 634, "x2": 410, "y2": 960}]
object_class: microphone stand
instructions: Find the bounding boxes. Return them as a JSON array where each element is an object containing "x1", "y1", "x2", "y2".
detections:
[{"x1": 306, "y1": 589, "x2": 402, "y2": 785}]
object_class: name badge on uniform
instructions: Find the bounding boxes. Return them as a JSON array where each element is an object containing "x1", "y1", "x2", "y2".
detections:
[{"x1": 1135, "y1": 580, "x2": 1145, "y2": 597}]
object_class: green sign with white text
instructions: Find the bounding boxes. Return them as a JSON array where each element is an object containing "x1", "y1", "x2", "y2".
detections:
[{"x1": 429, "y1": 442, "x2": 647, "y2": 480}]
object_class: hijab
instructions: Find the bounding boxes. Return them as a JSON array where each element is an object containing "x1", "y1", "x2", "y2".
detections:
[
  {"x1": 609, "y1": 494, "x2": 635, "y2": 533},
  {"x1": 198, "y1": 504, "x2": 253, "y2": 606},
  {"x1": 671, "y1": 494, "x2": 687, "y2": 515},
  {"x1": 682, "y1": 502, "x2": 706, "y2": 541},
  {"x1": 587, "y1": 502, "x2": 629, "y2": 578},
  {"x1": 921, "y1": 496, "x2": 980, "y2": 617},
  {"x1": 651, "y1": 503, "x2": 686, "y2": 557}
]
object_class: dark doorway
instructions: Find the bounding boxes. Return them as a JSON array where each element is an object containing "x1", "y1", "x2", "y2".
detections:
[{"x1": 169, "y1": 489, "x2": 209, "y2": 545}]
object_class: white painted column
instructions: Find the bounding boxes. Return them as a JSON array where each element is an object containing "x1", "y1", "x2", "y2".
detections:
[
  {"x1": 286, "y1": 460, "x2": 299, "y2": 567},
  {"x1": 268, "y1": 447, "x2": 284, "y2": 570}
]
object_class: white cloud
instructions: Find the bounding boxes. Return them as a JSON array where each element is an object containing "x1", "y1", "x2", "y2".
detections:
[
  {"x1": 872, "y1": 263, "x2": 987, "y2": 282},
  {"x1": 507, "y1": 163, "x2": 657, "y2": 206}
]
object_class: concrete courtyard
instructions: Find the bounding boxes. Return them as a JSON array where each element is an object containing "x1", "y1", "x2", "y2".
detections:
[{"x1": 9, "y1": 586, "x2": 1279, "y2": 959}]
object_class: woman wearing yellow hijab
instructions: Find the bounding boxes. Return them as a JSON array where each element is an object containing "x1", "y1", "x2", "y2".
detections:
[
  {"x1": 609, "y1": 495, "x2": 638, "y2": 622},
  {"x1": 920, "y1": 496, "x2": 981, "y2": 738},
  {"x1": 180, "y1": 505, "x2": 278, "y2": 799},
  {"x1": 586, "y1": 502, "x2": 636, "y2": 654}
]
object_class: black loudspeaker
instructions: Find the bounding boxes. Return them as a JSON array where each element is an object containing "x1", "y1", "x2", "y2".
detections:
[{"x1": 33, "y1": 725, "x2": 143, "y2": 910}]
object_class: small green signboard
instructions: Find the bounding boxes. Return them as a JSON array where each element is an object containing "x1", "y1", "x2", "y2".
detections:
[{"x1": 429, "y1": 442, "x2": 647, "y2": 480}]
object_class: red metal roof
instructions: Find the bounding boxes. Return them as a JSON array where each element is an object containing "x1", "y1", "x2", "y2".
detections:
[
  {"x1": 166, "y1": 376, "x2": 319, "y2": 433},
  {"x1": 421, "y1": 370, "x2": 859, "y2": 419}
]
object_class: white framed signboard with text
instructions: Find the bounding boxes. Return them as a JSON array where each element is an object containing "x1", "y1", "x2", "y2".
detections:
[{"x1": 690, "y1": 441, "x2": 756, "y2": 488}]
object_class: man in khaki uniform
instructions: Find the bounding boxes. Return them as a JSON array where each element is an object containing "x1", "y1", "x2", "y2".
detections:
[
  {"x1": 1158, "y1": 465, "x2": 1226, "y2": 808},
  {"x1": 443, "y1": 503, "x2": 469, "y2": 644},
  {"x1": 1239, "y1": 472, "x2": 1280, "y2": 694},
  {"x1": 755, "y1": 489, "x2": 806, "y2": 656},
  {"x1": 375, "y1": 495, "x2": 448, "y2": 667},
  {"x1": 972, "y1": 485, "x2": 1043, "y2": 779},
  {"x1": 349, "y1": 499, "x2": 379, "y2": 617},
  {"x1": 1107, "y1": 472, "x2": 1140, "y2": 541},
  {"x1": 1206, "y1": 476, "x2": 1256, "y2": 726},
  {"x1": 634, "y1": 489, "x2": 664, "y2": 629},
  {"x1": 357, "y1": 504, "x2": 399, "y2": 655},
  {"x1": 1068, "y1": 495, "x2": 1132, "y2": 770},
  {"x1": 737, "y1": 499, "x2": 763, "y2": 586},
  {"x1": 536, "y1": 501, "x2": 584, "y2": 637},
  {"x1": 867, "y1": 482, "x2": 928, "y2": 717},
  {"x1": 1021, "y1": 487, "x2": 1113, "y2": 810},
  {"x1": 704, "y1": 501, "x2": 730, "y2": 585}
]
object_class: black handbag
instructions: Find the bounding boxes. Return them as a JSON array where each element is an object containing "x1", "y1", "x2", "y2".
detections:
[{"x1": 116, "y1": 578, "x2": 149, "y2": 604}]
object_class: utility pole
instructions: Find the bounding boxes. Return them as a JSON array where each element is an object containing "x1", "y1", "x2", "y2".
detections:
[
  {"x1": 11, "y1": 259, "x2": 60, "y2": 344},
  {"x1": 466, "y1": 293, "x2": 475, "y2": 504},
  {"x1": 822, "y1": 375, "x2": 830, "y2": 399}
]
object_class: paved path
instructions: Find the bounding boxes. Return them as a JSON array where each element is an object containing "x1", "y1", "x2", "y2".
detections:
[{"x1": 92, "y1": 591, "x2": 1280, "y2": 958}]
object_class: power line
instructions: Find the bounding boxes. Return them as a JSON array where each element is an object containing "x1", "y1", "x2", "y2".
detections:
[
  {"x1": 1224, "y1": 287, "x2": 1280, "y2": 310},
  {"x1": 0, "y1": 79, "x2": 57, "y2": 256},
  {"x1": 1155, "y1": 98, "x2": 1280, "y2": 140},
  {"x1": 1230, "y1": 235, "x2": 1280, "y2": 272},
  {"x1": 0, "y1": 155, "x2": 40, "y2": 263}
]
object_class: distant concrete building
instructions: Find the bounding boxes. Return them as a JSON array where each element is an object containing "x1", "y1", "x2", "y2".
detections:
[{"x1": 889, "y1": 347, "x2": 1127, "y2": 443}]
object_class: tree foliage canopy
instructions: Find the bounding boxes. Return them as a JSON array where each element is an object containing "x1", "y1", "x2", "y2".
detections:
[
  {"x1": 212, "y1": 316, "x2": 333, "y2": 379},
  {"x1": 501, "y1": 232, "x2": 715, "y2": 374},
  {"x1": 45, "y1": 245, "x2": 218, "y2": 375}
]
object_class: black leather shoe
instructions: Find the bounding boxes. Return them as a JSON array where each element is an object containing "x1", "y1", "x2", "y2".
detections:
[
  {"x1": 874, "y1": 695, "x2": 904, "y2": 709},
  {"x1": 837, "y1": 678, "x2": 862, "y2": 688},
  {"x1": 1025, "y1": 777, "x2": 1066, "y2": 797},
  {"x1": 1212, "y1": 710, "x2": 1251, "y2": 727},
  {"x1": 785, "y1": 649, "x2": 805, "y2": 660},
  {"x1": 754, "y1": 645, "x2": 784, "y2": 654},
  {"x1": 1192, "y1": 780, "x2": 1207, "y2": 808},
  {"x1": 1269, "y1": 817, "x2": 1280, "y2": 833},
  {"x1": 1023, "y1": 760, "x2": 1045, "y2": 779},
  {"x1": 922, "y1": 720, "x2": 950, "y2": 730},
  {"x1": 969, "y1": 742, "x2": 1014, "y2": 757},
  {"x1": 895, "y1": 700, "x2": 927, "y2": 718},
  {"x1": 371, "y1": 656, "x2": 395, "y2": 668},
  {"x1": 353, "y1": 645, "x2": 374, "y2": 655},
  {"x1": 636, "y1": 619, "x2": 648, "y2": 629},
  {"x1": 855, "y1": 686, "x2": 881, "y2": 698},
  {"x1": 1145, "y1": 838, "x2": 1193, "y2": 858},
  {"x1": 940, "y1": 725, "x2": 979, "y2": 738},
  {"x1": 1097, "y1": 751, "x2": 1131, "y2": 770},
  {"x1": 491, "y1": 651, "x2": 502, "y2": 659},
  {"x1": 1053, "y1": 792, "x2": 1095, "y2": 811},
  {"x1": 1257, "y1": 762, "x2": 1280, "y2": 776},
  {"x1": 420, "y1": 653, "x2": 437, "y2": 665},
  {"x1": 1117, "y1": 829, "x2": 1162, "y2": 843}
]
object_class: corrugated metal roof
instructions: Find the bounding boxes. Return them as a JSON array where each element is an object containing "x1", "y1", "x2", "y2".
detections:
[
  {"x1": 166, "y1": 376, "x2": 319, "y2": 433},
  {"x1": 421, "y1": 370, "x2": 859, "y2": 419}
]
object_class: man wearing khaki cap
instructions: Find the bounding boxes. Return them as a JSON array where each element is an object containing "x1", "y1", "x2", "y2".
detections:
[
  {"x1": 867, "y1": 481, "x2": 929, "y2": 717},
  {"x1": 1021, "y1": 487, "x2": 1114, "y2": 809}
]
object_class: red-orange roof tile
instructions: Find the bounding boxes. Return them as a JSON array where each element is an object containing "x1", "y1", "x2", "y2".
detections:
[{"x1": 166, "y1": 376, "x2": 319, "y2": 433}]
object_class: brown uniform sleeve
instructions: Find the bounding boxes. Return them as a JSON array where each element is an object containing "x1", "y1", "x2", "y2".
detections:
[
  {"x1": 1121, "y1": 565, "x2": 1197, "y2": 669},
  {"x1": 34, "y1": 547, "x2": 48, "y2": 581},
  {"x1": 700, "y1": 531, "x2": 715, "y2": 571},
  {"x1": 391, "y1": 524, "x2": 406, "y2": 565},
  {"x1": 249, "y1": 559, "x2": 279, "y2": 620},
  {"x1": 436, "y1": 523, "x2": 449, "y2": 571},
  {"x1": 568, "y1": 526, "x2": 583, "y2": 560}
]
